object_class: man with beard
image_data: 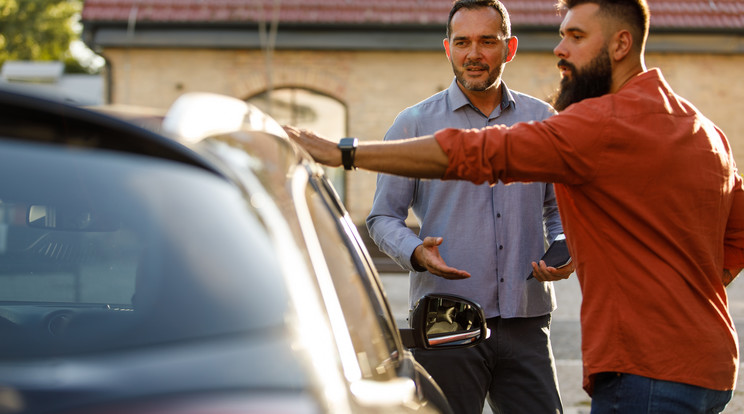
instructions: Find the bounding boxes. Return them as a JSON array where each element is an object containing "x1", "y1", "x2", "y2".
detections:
[
  {"x1": 284, "y1": 0, "x2": 744, "y2": 412},
  {"x1": 366, "y1": 1, "x2": 570, "y2": 413}
]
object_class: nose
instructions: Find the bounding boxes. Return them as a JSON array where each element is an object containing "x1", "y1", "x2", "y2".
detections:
[
  {"x1": 553, "y1": 38, "x2": 567, "y2": 58},
  {"x1": 466, "y1": 43, "x2": 483, "y2": 59}
]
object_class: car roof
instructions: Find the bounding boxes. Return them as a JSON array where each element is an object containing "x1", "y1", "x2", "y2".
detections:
[{"x1": 0, "y1": 86, "x2": 226, "y2": 179}]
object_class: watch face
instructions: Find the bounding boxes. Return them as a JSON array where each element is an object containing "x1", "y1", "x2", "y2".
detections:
[{"x1": 339, "y1": 137, "x2": 357, "y2": 149}]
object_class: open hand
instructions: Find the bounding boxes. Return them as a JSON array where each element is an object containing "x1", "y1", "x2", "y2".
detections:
[
  {"x1": 283, "y1": 125, "x2": 342, "y2": 167},
  {"x1": 413, "y1": 236, "x2": 471, "y2": 280},
  {"x1": 529, "y1": 260, "x2": 574, "y2": 282}
]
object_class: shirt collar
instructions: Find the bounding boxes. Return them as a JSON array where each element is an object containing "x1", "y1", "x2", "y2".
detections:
[{"x1": 447, "y1": 78, "x2": 516, "y2": 115}]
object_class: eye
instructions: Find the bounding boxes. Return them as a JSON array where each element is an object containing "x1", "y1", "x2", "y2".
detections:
[{"x1": 566, "y1": 31, "x2": 586, "y2": 41}]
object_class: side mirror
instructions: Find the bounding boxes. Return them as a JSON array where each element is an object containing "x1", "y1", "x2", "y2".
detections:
[{"x1": 399, "y1": 293, "x2": 489, "y2": 350}]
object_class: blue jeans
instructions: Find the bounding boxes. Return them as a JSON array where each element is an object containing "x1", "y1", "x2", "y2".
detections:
[{"x1": 591, "y1": 372, "x2": 733, "y2": 414}]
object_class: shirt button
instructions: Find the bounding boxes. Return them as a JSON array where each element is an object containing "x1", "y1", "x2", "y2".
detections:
[
  {"x1": 499, "y1": 245, "x2": 504, "y2": 250},
  {"x1": 500, "y1": 278, "x2": 505, "y2": 282},
  {"x1": 496, "y1": 213, "x2": 501, "y2": 218}
]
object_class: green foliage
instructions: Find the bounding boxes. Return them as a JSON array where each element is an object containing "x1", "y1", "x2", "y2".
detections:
[
  {"x1": 0, "y1": 0, "x2": 93, "y2": 72},
  {"x1": 63, "y1": 55, "x2": 92, "y2": 74}
]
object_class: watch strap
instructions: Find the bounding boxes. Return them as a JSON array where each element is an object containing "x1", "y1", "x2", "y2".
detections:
[{"x1": 338, "y1": 137, "x2": 358, "y2": 170}]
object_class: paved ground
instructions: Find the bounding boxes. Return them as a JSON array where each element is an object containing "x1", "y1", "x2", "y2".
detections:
[{"x1": 379, "y1": 272, "x2": 744, "y2": 414}]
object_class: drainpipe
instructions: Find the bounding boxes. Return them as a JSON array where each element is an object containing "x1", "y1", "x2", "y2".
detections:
[{"x1": 257, "y1": 0, "x2": 281, "y2": 116}]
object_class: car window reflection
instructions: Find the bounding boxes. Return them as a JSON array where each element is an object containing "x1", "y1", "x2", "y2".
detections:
[
  {"x1": 305, "y1": 182, "x2": 399, "y2": 381},
  {"x1": 0, "y1": 141, "x2": 289, "y2": 358}
]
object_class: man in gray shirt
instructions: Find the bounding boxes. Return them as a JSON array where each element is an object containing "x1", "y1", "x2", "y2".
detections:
[{"x1": 366, "y1": 1, "x2": 572, "y2": 413}]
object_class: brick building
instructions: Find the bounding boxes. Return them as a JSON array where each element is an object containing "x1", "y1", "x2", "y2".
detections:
[{"x1": 82, "y1": 0, "x2": 744, "y2": 224}]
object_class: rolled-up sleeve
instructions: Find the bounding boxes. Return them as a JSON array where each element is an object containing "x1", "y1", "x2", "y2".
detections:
[
  {"x1": 434, "y1": 103, "x2": 610, "y2": 187},
  {"x1": 435, "y1": 126, "x2": 507, "y2": 185}
]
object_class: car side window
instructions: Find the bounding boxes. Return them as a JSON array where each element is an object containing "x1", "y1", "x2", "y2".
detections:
[{"x1": 305, "y1": 178, "x2": 399, "y2": 381}]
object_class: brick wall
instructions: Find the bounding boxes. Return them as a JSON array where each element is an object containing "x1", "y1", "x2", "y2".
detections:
[{"x1": 102, "y1": 48, "x2": 744, "y2": 224}]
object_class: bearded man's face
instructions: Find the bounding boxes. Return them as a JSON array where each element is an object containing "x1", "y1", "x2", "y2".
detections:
[{"x1": 551, "y1": 46, "x2": 612, "y2": 112}]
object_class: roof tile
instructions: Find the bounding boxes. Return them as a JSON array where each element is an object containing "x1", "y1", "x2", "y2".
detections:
[{"x1": 81, "y1": 0, "x2": 744, "y2": 30}]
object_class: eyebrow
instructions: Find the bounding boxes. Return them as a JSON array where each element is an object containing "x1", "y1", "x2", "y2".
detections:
[
  {"x1": 453, "y1": 34, "x2": 504, "y2": 41},
  {"x1": 559, "y1": 27, "x2": 586, "y2": 37}
]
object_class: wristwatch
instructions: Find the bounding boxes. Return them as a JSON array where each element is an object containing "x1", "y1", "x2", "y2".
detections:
[{"x1": 338, "y1": 137, "x2": 358, "y2": 170}]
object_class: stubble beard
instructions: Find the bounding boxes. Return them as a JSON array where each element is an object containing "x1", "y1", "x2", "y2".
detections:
[{"x1": 453, "y1": 60, "x2": 505, "y2": 92}]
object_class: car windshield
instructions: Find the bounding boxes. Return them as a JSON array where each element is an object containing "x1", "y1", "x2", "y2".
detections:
[{"x1": 0, "y1": 140, "x2": 289, "y2": 358}]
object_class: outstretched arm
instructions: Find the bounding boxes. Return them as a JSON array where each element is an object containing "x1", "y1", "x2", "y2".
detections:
[{"x1": 283, "y1": 126, "x2": 449, "y2": 178}]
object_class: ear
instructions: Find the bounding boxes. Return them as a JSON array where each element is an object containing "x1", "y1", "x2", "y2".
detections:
[
  {"x1": 443, "y1": 38, "x2": 452, "y2": 61},
  {"x1": 505, "y1": 36, "x2": 518, "y2": 62},
  {"x1": 610, "y1": 30, "x2": 633, "y2": 61}
]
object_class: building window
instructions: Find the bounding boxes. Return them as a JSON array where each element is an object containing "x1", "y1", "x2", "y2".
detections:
[{"x1": 248, "y1": 88, "x2": 347, "y2": 201}]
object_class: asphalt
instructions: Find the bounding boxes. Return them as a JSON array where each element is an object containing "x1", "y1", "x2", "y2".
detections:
[{"x1": 379, "y1": 272, "x2": 744, "y2": 414}]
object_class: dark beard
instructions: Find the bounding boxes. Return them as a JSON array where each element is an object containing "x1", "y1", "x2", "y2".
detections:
[{"x1": 550, "y1": 47, "x2": 612, "y2": 112}]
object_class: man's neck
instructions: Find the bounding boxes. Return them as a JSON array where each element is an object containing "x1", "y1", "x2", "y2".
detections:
[
  {"x1": 610, "y1": 59, "x2": 646, "y2": 93},
  {"x1": 458, "y1": 83, "x2": 502, "y2": 116}
]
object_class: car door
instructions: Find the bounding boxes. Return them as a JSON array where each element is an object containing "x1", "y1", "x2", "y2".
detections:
[{"x1": 302, "y1": 170, "x2": 452, "y2": 414}]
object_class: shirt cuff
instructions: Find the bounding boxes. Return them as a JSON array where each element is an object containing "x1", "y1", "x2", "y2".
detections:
[
  {"x1": 434, "y1": 128, "x2": 461, "y2": 180},
  {"x1": 399, "y1": 237, "x2": 425, "y2": 272},
  {"x1": 434, "y1": 127, "x2": 499, "y2": 185}
]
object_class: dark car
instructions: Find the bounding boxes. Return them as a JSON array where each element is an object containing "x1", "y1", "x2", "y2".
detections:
[{"x1": 0, "y1": 87, "x2": 487, "y2": 414}]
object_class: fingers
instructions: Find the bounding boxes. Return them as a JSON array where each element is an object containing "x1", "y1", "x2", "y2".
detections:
[
  {"x1": 422, "y1": 236, "x2": 443, "y2": 247},
  {"x1": 282, "y1": 125, "x2": 301, "y2": 140},
  {"x1": 430, "y1": 266, "x2": 471, "y2": 280},
  {"x1": 419, "y1": 236, "x2": 469, "y2": 279},
  {"x1": 282, "y1": 125, "x2": 314, "y2": 142},
  {"x1": 282, "y1": 125, "x2": 342, "y2": 167},
  {"x1": 530, "y1": 260, "x2": 573, "y2": 282}
]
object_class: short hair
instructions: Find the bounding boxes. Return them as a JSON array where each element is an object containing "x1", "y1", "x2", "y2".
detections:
[
  {"x1": 446, "y1": 0, "x2": 512, "y2": 39},
  {"x1": 556, "y1": 0, "x2": 650, "y2": 49}
]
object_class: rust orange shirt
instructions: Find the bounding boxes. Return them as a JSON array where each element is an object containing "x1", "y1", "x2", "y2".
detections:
[{"x1": 435, "y1": 68, "x2": 744, "y2": 394}]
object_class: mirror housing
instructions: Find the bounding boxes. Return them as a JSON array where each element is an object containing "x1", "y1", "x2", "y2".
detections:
[{"x1": 399, "y1": 293, "x2": 489, "y2": 350}]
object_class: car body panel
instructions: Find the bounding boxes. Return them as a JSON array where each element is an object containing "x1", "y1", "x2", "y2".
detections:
[{"x1": 0, "y1": 88, "x2": 479, "y2": 414}]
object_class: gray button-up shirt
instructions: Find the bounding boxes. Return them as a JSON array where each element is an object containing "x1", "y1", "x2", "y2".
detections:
[{"x1": 366, "y1": 79, "x2": 563, "y2": 318}]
